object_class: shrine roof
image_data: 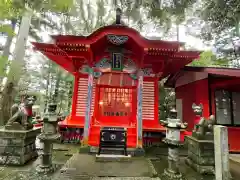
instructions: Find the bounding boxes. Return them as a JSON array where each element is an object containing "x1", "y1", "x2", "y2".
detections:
[
  {"x1": 32, "y1": 22, "x2": 201, "y2": 78},
  {"x1": 165, "y1": 66, "x2": 240, "y2": 87},
  {"x1": 31, "y1": 42, "x2": 78, "y2": 74},
  {"x1": 51, "y1": 25, "x2": 183, "y2": 51},
  {"x1": 32, "y1": 7, "x2": 202, "y2": 77}
]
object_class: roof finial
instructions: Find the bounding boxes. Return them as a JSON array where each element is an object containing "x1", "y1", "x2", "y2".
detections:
[{"x1": 116, "y1": 7, "x2": 122, "y2": 25}]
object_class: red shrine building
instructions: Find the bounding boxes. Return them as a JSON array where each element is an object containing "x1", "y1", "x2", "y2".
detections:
[
  {"x1": 32, "y1": 16, "x2": 200, "y2": 149},
  {"x1": 166, "y1": 66, "x2": 240, "y2": 152}
]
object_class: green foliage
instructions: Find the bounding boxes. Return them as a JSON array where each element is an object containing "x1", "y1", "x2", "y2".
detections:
[
  {"x1": 0, "y1": 56, "x2": 8, "y2": 77},
  {"x1": 0, "y1": 0, "x2": 21, "y2": 35},
  {"x1": 190, "y1": 51, "x2": 229, "y2": 67},
  {"x1": 146, "y1": 0, "x2": 197, "y2": 32},
  {"x1": 201, "y1": 0, "x2": 240, "y2": 35},
  {"x1": 198, "y1": 0, "x2": 239, "y2": 65},
  {"x1": 159, "y1": 81, "x2": 175, "y2": 120},
  {"x1": 0, "y1": 0, "x2": 23, "y2": 19},
  {"x1": 0, "y1": 24, "x2": 15, "y2": 36},
  {"x1": 11, "y1": 0, "x2": 73, "y2": 13}
]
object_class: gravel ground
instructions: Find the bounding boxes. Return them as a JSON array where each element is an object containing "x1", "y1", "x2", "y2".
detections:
[
  {"x1": 2, "y1": 143, "x2": 240, "y2": 180},
  {"x1": 0, "y1": 143, "x2": 79, "y2": 180},
  {"x1": 91, "y1": 178, "x2": 161, "y2": 180}
]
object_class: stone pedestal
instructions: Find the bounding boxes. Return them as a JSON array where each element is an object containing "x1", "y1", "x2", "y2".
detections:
[
  {"x1": 0, "y1": 127, "x2": 41, "y2": 165},
  {"x1": 185, "y1": 135, "x2": 215, "y2": 174}
]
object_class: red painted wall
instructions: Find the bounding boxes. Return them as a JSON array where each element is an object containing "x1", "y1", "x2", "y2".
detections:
[
  {"x1": 210, "y1": 78, "x2": 240, "y2": 152},
  {"x1": 175, "y1": 78, "x2": 210, "y2": 130},
  {"x1": 175, "y1": 75, "x2": 240, "y2": 152}
]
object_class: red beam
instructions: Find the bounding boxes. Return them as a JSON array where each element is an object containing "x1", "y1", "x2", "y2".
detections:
[{"x1": 211, "y1": 78, "x2": 240, "y2": 88}]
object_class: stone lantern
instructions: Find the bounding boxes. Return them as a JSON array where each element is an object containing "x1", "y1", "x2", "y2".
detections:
[
  {"x1": 36, "y1": 103, "x2": 61, "y2": 173},
  {"x1": 160, "y1": 108, "x2": 188, "y2": 180}
]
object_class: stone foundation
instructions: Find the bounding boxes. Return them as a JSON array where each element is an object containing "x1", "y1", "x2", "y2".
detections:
[
  {"x1": 0, "y1": 127, "x2": 41, "y2": 165},
  {"x1": 185, "y1": 136, "x2": 215, "y2": 175},
  {"x1": 89, "y1": 146, "x2": 145, "y2": 156},
  {"x1": 95, "y1": 154, "x2": 132, "y2": 162}
]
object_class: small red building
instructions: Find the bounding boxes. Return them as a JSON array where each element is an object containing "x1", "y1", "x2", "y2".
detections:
[
  {"x1": 32, "y1": 16, "x2": 200, "y2": 149},
  {"x1": 166, "y1": 66, "x2": 240, "y2": 152}
]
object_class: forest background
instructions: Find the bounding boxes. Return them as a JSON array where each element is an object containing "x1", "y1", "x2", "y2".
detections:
[{"x1": 0, "y1": 0, "x2": 239, "y2": 124}]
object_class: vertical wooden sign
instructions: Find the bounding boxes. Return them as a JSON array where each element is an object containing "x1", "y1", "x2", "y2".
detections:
[{"x1": 112, "y1": 53, "x2": 122, "y2": 71}]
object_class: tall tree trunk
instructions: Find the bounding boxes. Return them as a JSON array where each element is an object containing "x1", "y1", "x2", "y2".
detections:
[
  {"x1": 0, "y1": 20, "x2": 17, "y2": 86},
  {"x1": 53, "y1": 71, "x2": 61, "y2": 103},
  {"x1": 176, "y1": 24, "x2": 180, "y2": 41},
  {"x1": 0, "y1": 11, "x2": 32, "y2": 125},
  {"x1": 0, "y1": 82, "x2": 15, "y2": 126},
  {"x1": 44, "y1": 62, "x2": 51, "y2": 113}
]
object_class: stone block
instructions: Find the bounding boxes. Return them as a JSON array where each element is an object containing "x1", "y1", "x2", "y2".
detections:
[
  {"x1": 0, "y1": 127, "x2": 41, "y2": 165},
  {"x1": 187, "y1": 136, "x2": 214, "y2": 157},
  {"x1": 185, "y1": 157, "x2": 215, "y2": 175},
  {"x1": 187, "y1": 151, "x2": 214, "y2": 165},
  {"x1": 95, "y1": 154, "x2": 132, "y2": 162},
  {"x1": 185, "y1": 136, "x2": 214, "y2": 174}
]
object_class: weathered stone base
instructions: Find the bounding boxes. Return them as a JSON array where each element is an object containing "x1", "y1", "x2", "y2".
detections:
[
  {"x1": 160, "y1": 168, "x2": 184, "y2": 180},
  {"x1": 185, "y1": 136, "x2": 215, "y2": 175},
  {"x1": 0, "y1": 152, "x2": 38, "y2": 165},
  {"x1": 36, "y1": 164, "x2": 56, "y2": 174},
  {"x1": 0, "y1": 127, "x2": 41, "y2": 165},
  {"x1": 185, "y1": 158, "x2": 215, "y2": 175},
  {"x1": 95, "y1": 154, "x2": 132, "y2": 162}
]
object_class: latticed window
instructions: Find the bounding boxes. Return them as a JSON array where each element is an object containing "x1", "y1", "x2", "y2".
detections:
[
  {"x1": 98, "y1": 87, "x2": 133, "y2": 117},
  {"x1": 215, "y1": 90, "x2": 240, "y2": 125}
]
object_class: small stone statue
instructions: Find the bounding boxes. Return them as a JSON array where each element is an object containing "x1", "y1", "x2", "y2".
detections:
[
  {"x1": 192, "y1": 103, "x2": 203, "y2": 116},
  {"x1": 192, "y1": 103, "x2": 203, "y2": 133},
  {"x1": 5, "y1": 95, "x2": 36, "y2": 130},
  {"x1": 193, "y1": 115, "x2": 215, "y2": 137},
  {"x1": 192, "y1": 103, "x2": 203, "y2": 125},
  {"x1": 192, "y1": 103, "x2": 216, "y2": 139}
]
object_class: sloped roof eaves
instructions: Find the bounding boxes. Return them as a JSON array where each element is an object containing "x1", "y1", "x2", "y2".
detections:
[
  {"x1": 183, "y1": 66, "x2": 240, "y2": 78},
  {"x1": 164, "y1": 66, "x2": 240, "y2": 87},
  {"x1": 164, "y1": 71, "x2": 184, "y2": 88}
]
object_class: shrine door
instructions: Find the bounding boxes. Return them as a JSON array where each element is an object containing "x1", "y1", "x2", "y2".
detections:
[{"x1": 97, "y1": 87, "x2": 136, "y2": 126}]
